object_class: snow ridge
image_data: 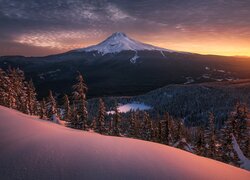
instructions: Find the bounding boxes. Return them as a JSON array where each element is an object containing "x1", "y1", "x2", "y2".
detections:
[{"x1": 76, "y1": 32, "x2": 175, "y2": 55}]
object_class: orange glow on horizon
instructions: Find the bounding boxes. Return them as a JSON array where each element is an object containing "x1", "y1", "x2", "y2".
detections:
[{"x1": 12, "y1": 31, "x2": 250, "y2": 57}]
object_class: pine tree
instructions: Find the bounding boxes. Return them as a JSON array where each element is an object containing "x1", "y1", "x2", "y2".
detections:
[
  {"x1": 12, "y1": 68, "x2": 27, "y2": 112},
  {"x1": 0, "y1": 68, "x2": 8, "y2": 106},
  {"x1": 113, "y1": 106, "x2": 121, "y2": 136},
  {"x1": 6, "y1": 68, "x2": 22, "y2": 109},
  {"x1": 162, "y1": 112, "x2": 171, "y2": 145},
  {"x1": 39, "y1": 98, "x2": 47, "y2": 120},
  {"x1": 72, "y1": 73, "x2": 88, "y2": 130},
  {"x1": 233, "y1": 104, "x2": 249, "y2": 157},
  {"x1": 195, "y1": 127, "x2": 206, "y2": 156},
  {"x1": 141, "y1": 112, "x2": 153, "y2": 141},
  {"x1": 26, "y1": 80, "x2": 37, "y2": 115},
  {"x1": 108, "y1": 117, "x2": 113, "y2": 135},
  {"x1": 220, "y1": 116, "x2": 239, "y2": 165},
  {"x1": 96, "y1": 98, "x2": 106, "y2": 134},
  {"x1": 205, "y1": 112, "x2": 218, "y2": 159},
  {"x1": 47, "y1": 90, "x2": 58, "y2": 121},
  {"x1": 173, "y1": 119, "x2": 183, "y2": 143},
  {"x1": 63, "y1": 94, "x2": 71, "y2": 122},
  {"x1": 128, "y1": 112, "x2": 137, "y2": 137},
  {"x1": 69, "y1": 103, "x2": 79, "y2": 128}
]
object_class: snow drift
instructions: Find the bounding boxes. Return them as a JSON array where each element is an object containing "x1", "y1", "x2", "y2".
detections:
[{"x1": 0, "y1": 106, "x2": 249, "y2": 180}]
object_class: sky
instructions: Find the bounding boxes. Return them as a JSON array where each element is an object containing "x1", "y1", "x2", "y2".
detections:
[{"x1": 0, "y1": 0, "x2": 250, "y2": 57}]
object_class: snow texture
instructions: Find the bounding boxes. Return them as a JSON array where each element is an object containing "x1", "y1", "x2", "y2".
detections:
[
  {"x1": 232, "y1": 135, "x2": 250, "y2": 171},
  {"x1": 76, "y1": 32, "x2": 175, "y2": 55},
  {"x1": 0, "y1": 106, "x2": 249, "y2": 180},
  {"x1": 130, "y1": 52, "x2": 139, "y2": 63}
]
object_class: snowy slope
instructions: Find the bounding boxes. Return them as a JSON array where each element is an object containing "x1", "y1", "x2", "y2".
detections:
[
  {"x1": 0, "y1": 106, "x2": 249, "y2": 180},
  {"x1": 76, "y1": 32, "x2": 175, "y2": 55}
]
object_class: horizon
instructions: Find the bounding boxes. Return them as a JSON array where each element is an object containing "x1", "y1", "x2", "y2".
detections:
[{"x1": 0, "y1": 0, "x2": 250, "y2": 57}]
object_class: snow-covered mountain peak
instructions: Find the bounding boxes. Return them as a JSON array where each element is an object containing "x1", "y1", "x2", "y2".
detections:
[
  {"x1": 76, "y1": 32, "x2": 174, "y2": 55},
  {"x1": 109, "y1": 32, "x2": 127, "y2": 38}
]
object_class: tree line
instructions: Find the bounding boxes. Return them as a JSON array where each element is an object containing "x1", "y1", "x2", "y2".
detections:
[{"x1": 0, "y1": 67, "x2": 249, "y2": 169}]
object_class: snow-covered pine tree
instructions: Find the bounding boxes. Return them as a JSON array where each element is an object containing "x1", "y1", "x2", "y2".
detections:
[
  {"x1": 6, "y1": 68, "x2": 20, "y2": 109},
  {"x1": 96, "y1": 98, "x2": 106, "y2": 134},
  {"x1": 72, "y1": 73, "x2": 88, "y2": 130},
  {"x1": 113, "y1": 106, "x2": 121, "y2": 136},
  {"x1": 172, "y1": 118, "x2": 193, "y2": 152},
  {"x1": 128, "y1": 112, "x2": 137, "y2": 137},
  {"x1": 162, "y1": 112, "x2": 171, "y2": 145},
  {"x1": 47, "y1": 90, "x2": 58, "y2": 121},
  {"x1": 173, "y1": 119, "x2": 182, "y2": 143},
  {"x1": 26, "y1": 80, "x2": 37, "y2": 115},
  {"x1": 195, "y1": 127, "x2": 206, "y2": 156},
  {"x1": 0, "y1": 68, "x2": 8, "y2": 106},
  {"x1": 63, "y1": 94, "x2": 71, "y2": 122},
  {"x1": 108, "y1": 117, "x2": 113, "y2": 135},
  {"x1": 157, "y1": 121, "x2": 163, "y2": 143},
  {"x1": 39, "y1": 98, "x2": 47, "y2": 120},
  {"x1": 220, "y1": 116, "x2": 239, "y2": 165},
  {"x1": 233, "y1": 103, "x2": 249, "y2": 158},
  {"x1": 141, "y1": 112, "x2": 153, "y2": 141},
  {"x1": 205, "y1": 112, "x2": 218, "y2": 159},
  {"x1": 69, "y1": 103, "x2": 79, "y2": 128},
  {"x1": 12, "y1": 68, "x2": 27, "y2": 112}
]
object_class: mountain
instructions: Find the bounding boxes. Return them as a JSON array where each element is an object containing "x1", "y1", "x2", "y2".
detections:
[
  {"x1": 0, "y1": 32, "x2": 250, "y2": 99},
  {"x1": 75, "y1": 32, "x2": 175, "y2": 56},
  {"x1": 0, "y1": 105, "x2": 249, "y2": 179}
]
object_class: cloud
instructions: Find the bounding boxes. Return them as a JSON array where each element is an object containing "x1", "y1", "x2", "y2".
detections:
[{"x1": 0, "y1": 0, "x2": 250, "y2": 56}]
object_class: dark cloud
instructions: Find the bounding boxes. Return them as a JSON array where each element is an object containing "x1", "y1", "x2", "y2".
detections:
[{"x1": 0, "y1": 0, "x2": 250, "y2": 56}]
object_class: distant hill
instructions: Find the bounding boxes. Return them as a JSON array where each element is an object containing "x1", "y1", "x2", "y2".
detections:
[{"x1": 87, "y1": 79, "x2": 250, "y2": 127}]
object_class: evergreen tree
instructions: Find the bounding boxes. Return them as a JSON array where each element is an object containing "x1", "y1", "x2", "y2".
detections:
[
  {"x1": 205, "y1": 112, "x2": 218, "y2": 159},
  {"x1": 72, "y1": 73, "x2": 88, "y2": 130},
  {"x1": 128, "y1": 112, "x2": 137, "y2": 137},
  {"x1": 157, "y1": 121, "x2": 163, "y2": 143},
  {"x1": 96, "y1": 98, "x2": 106, "y2": 134},
  {"x1": 113, "y1": 106, "x2": 121, "y2": 136},
  {"x1": 141, "y1": 112, "x2": 153, "y2": 141},
  {"x1": 0, "y1": 69, "x2": 8, "y2": 106},
  {"x1": 47, "y1": 90, "x2": 58, "y2": 121},
  {"x1": 173, "y1": 119, "x2": 183, "y2": 143},
  {"x1": 220, "y1": 116, "x2": 239, "y2": 165},
  {"x1": 162, "y1": 112, "x2": 171, "y2": 145},
  {"x1": 63, "y1": 94, "x2": 71, "y2": 122},
  {"x1": 195, "y1": 127, "x2": 206, "y2": 156},
  {"x1": 69, "y1": 103, "x2": 79, "y2": 128},
  {"x1": 39, "y1": 98, "x2": 47, "y2": 120},
  {"x1": 233, "y1": 104, "x2": 249, "y2": 157},
  {"x1": 26, "y1": 80, "x2": 37, "y2": 115}
]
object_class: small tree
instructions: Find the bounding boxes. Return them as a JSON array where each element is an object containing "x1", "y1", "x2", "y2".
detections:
[
  {"x1": 47, "y1": 90, "x2": 58, "y2": 121},
  {"x1": 72, "y1": 73, "x2": 88, "y2": 130},
  {"x1": 128, "y1": 112, "x2": 137, "y2": 137},
  {"x1": 39, "y1": 98, "x2": 47, "y2": 120},
  {"x1": 205, "y1": 112, "x2": 218, "y2": 159},
  {"x1": 63, "y1": 94, "x2": 71, "y2": 122},
  {"x1": 195, "y1": 127, "x2": 206, "y2": 156},
  {"x1": 96, "y1": 98, "x2": 106, "y2": 134},
  {"x1": 26, "y1": 80, "x2": 37, "y2": 115},
  {"x1": 113, "y1": 106, "x2": 121, "y2": 136},
  {"x1": 220, "y1": 116, "x2": 239, "y2": 165}
]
